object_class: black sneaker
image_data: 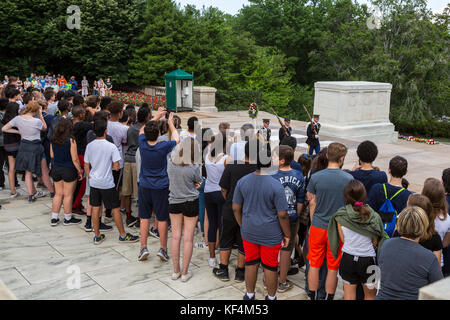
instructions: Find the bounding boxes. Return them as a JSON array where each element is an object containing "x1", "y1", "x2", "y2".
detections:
[
  {"x1": 133, "y1": 219, "x2": 140, "y2": 228},
  {"x1": 235, "y1": 268, "x2": 245, "y2": 283},
  {"x1": 15, "y1": 182, "x2": 20, "y2": 188},
  {"x1": 119, "y1": 233, "x2": 139, "y2": 243},
  {"x1": 84, "y1": 220, "x2": 93, "y2": 232},
  {"x1": 99, "y1": 222, "x2": 113, "y2": 231},
  {"x1": 157, "y1": 248, "x2": 169, "y2": 262},
  {"x1": 28, "y1": 195, "x2": 36, "y2": 203},
  {"x1": 64, "y1": 216, "x2": 82, "y2": 226},
  {"x1": 51, "y1": 218, "x2": 60, "y2": 227},
  {"x1": 126, "y1": 216, "x2": 137, "y2": 227},
  {"x1": 287, "y1": 266, "x2": 299, "y2": 276},
  {"x1": 213, "y1": 266, "x2": 230, "y2": 281}
]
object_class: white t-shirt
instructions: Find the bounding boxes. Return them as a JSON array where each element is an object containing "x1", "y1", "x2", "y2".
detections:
[
  {"x1": 435, "y1": 214, "x2": 450, "y2": 267},
  {"x1": 85, "y1": 139, "x2": 121, "y2": 189},
  {"x1": 341, "y1": 226, "x2": 376, "y2": 257},
  {"x1": 230, "y1": 141, "x2": 246, "y2": 162},
  {"x1": 179, "y1": 130, "x2": 196, "y2": 142},
  {"x1": 107, "y1": 121, "x2": 128, "y2": 168}
]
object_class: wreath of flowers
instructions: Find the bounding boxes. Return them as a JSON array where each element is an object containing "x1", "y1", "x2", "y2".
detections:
[
  {"x1": 398, "y1": 135, "x2": 439, "y2": 145},
  {"x1": 248, "y1": 102, "x2": 259, "y2": 119}
]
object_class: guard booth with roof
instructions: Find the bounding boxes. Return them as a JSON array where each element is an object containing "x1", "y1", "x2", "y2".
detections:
[{"x1": 165, "y1": 69, "x2": 194, "y2": 112}]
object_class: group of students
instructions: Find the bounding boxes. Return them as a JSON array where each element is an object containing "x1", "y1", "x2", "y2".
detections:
[
  {"x1": 0, "y1": 76, "x2": 449, "y2": 300},
  {"x1": 1, "y1": 74, "x2": 113, "y2": 98}
]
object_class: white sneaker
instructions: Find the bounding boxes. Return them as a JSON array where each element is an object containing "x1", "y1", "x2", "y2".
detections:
[
  {"x1": 181, "y1": 270, "x2": 193, "y2": 282},
  {"x1": 171, "y1": 272, "x2": 181, "y2": 280},
  {"x1": 9, "y1": 192, "x2": 20, "y2": 199},
  {"x1": 208, "y1": 258, "x2": 217, "y2": 268},
  {"x1": 33, "y1": 190, "x2": 46, "y2": 198},
  {"x1": 195, "y1": 239, "x2": 208, "y2": 249}
]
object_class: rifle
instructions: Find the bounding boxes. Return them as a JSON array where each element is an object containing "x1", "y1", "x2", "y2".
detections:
[
  {"x1": 303, "y1": 105, "x2": 318, "y2": 135},
  {"x1": 271, "y1": 107, "x2": 290, "y2": 137}
]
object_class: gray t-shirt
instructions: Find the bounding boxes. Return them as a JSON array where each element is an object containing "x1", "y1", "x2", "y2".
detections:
[
  {"x1": 9, "y1": 116, "x2": 43, "y2": 141},
  {"x1": 233, "y1": 173, "x2": 288, "y2": 246},
  {"x1": 375, "y1": 238, "x2": 443, "y2": 300},
  {"x1": 167, "y1": 158, "x2": 202, "y2": 204},
  {"x1": 307, "y1": 168, "x2": 353, "y2": 229},
  {"x1": 124, "y1": 124, "x2": 141, "y2": 163}
]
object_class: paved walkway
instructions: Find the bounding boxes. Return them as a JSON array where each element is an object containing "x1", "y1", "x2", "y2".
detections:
[{"x1": 1, "y1": 110, "x2": 449, "y2": 300}]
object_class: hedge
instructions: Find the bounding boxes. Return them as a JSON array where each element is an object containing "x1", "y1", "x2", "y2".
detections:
[
  {"x1": 393, "y1": 119, "x2": 450, "y2": 138},
  {"x1": 216, "y1": 90, "x2": 263, "y2": 112}
]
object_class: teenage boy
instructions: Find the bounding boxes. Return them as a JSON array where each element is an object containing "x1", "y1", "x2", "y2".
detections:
[
  {"x1": 180, "y1": 116, "x2": 197, "y2": 142},
  {"x1": 349, "y1": 140, "x2": 387, "y2": 193},
  {"x1": 306, "y1": 142, "x2": 353, "y2": 300},
  {"x1": 213, "y1": 140, "x2": 258, "y2": 282},
  {"x1": 280, "y1": 136, "x2": 302, "y2": 173},
  {"x1": 44, "y1": 90, "x2": 58, "y2": 116},
  {"x1": 233, "y1": 141, "x2": 291, "y2": 301},
  {"x1": 106, "y1": 101, "x2": 128, "y2": 221},
  {"x1": 84, "y1": 119, "x2": 138, "y2": 245},
  {"x1": 272, "y1": 145, "x2": 305, "y2": 292},
  {"x1": 123, "y1": 107, "x2": 150, "y2": 228},
  {"x1": 138, "y1": 110, "x2": 180, "y2": 262},
  {"x1": 368, "y1": 156, "x2": 412, "y2": 221},
  {"x1": 105, "y1": 78, "x2": 113, "y2": 97}
]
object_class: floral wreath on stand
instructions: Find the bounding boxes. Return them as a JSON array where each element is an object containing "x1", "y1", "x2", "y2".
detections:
[{"x1": 248, "y1": 102, "x2": 259, "y2": 119}]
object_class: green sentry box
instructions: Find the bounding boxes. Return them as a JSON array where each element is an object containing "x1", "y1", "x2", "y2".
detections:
[{"x1": 165, "y1": 69, "x2": 194, "y2": 112}]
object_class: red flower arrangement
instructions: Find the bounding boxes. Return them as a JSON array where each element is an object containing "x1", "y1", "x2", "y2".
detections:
[{"x1": 111, "y1": 90, "x2": 166, "y2": 110}]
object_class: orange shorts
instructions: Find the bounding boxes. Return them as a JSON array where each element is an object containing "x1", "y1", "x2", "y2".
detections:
[{"x1": 307, "y1": 225, "x2": 343, "y2": 270}]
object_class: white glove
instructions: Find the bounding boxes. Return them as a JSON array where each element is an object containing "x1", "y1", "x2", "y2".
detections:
[{"x1": 315, "y1": 135, "x2": 319, "y2": 139}]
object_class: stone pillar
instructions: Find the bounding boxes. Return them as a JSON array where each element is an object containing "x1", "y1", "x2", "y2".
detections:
[
  {"x1": 313, "y1": 81, "x2": 397, "y2": 143},
  {"x1": 193, "y1": 86, "x2": 218, "y2": 113}
]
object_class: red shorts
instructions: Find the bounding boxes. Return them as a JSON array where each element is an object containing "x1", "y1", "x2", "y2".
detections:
[
  {"x1": 242, "y1": 238, "x2": 282, "y2": 271},
  {"x1": 307, "y1": 225, "x2": 343, "y2": 270}
]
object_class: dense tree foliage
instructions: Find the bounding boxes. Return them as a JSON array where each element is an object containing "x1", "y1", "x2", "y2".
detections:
[{"x1": 0, "y1": 0, "x2": 448, "y2": 121}]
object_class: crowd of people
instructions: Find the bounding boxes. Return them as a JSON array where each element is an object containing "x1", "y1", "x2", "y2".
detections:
[
  {"x1": 1, "y1": 74, "x2": 113, "y2": 98},
  {"x1": 0, "y1": 74, "x2": 449, "y2": 300}
]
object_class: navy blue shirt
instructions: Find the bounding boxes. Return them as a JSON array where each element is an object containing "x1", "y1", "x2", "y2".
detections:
[
  {"x1": 290, "y1": 160, "x2": 303, "y2": 174},
  {"x1": 272, "y1": 170, "x2": 306, "y2": 222},
  {"x1": 349, "y1": 169, "x2": 388, "y2": 194},
  {"x1": 233, "y1": 173, "x2": 288, "y2": 246},
  {"x1": 368, "y1": 183, "x2": 413, "y2": 215},
  {"x1": 138, "y1": 135, "x2": 176, "y2": 190}
]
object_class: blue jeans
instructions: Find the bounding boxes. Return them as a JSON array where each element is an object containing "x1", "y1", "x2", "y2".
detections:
[
  {"x1": 304, "y1": 228, "x2": 327, "y2": 299},
  {"x1": 308, "y1": 144, "x2": 320, "y2": 156}
]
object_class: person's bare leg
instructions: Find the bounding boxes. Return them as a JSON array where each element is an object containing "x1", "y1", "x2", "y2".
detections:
[
  {"x1": 181, "y1": 216, "x2": 198, "y2": 275},
  {"x1": 245, "y1": 263, "x2": 259, "y2": 294},
  {"x1": 279, "y1": 249, "x2": 292, "y2": 284},
  {"x1": 264, "y1": 268, "x2": 278, "y2": 297},
  {"x1": 51, "y1": 181, "x2": 64, "y2": 213},
  {"x1": 220, "y1": 249, "x2": 231, "y2": 265},
  {"x1": 25, "y1": 171, "x2": 34, "y2": 196},
  {"x1": 86, "y1": 197, "x2": 92, "y2": 217},
  {"x1": 325, "y1": 269, "x2": 339, "y2": 295},
  {"x1": 112, "y1": 207, "x2": 126, "y2": 237},
  {"x1": 343, "y1": 283, "x2": 357, "y2": 300},
  {"x1": 203, "y1": 212, "x2": 209, "y2": 243},
  {"x1": 363, "y1": 285, "x2": 377, "y2": 300},
  {"x1": 159, "y1": 220, "x2": 168, "y2": 250},
  {"x1": 62, "y1": 181, "x2": 76, "y2": 214},
  {"x1": 41, "y1": 159, "x2": 54, "y2": 193},
  {"x1": 124, "y1": 195, "x2": 131, "y2": 214},
  {"x1": 7, "y1": 156, "x2": 16, "y2": 195},
  {"x1": 140, "y1": 218, "x2": 150, "y2": 249},
  {"x1": 92, "y1": 206, "x2": 101, "y2": 237},
  {"x1": 170, "y1": 213, "x2": 182, "y2": 274},
  {"x1": 237, "y1": 252, "x2": 245, "y2": 268},
  {"x1": 209, "y1": 241, "x2": 216, "y2": 258},
  {"x1": 308, "y1": 267, "x2": 320, "y2": 291}
]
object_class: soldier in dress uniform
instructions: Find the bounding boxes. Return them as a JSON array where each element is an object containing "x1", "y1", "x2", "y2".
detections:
[
  {"x1": 306, "y1": 114, "x2": 321, "y2": 156},
  {"x1": 279, "y1": 117, "x2": 293, "y2": 145},
  {"x1": 258, "y1": 119, "x2": 272, "y2": 144}
]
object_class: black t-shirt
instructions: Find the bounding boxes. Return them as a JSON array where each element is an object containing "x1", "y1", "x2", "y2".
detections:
[
  {"x1": 73, "y1": 121, "x2": 93, "y2": 155},
  {"x1": 219, "y1": 161, "x2": 257, "y2": 219}
]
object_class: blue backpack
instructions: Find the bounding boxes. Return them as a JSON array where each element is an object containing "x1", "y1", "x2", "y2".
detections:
[{"x1": 379, "y1": 184, "x2": 405, "y2": 238}]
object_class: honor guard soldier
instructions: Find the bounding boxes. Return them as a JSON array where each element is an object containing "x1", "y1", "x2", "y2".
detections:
[
  {"x1": 279, "y1": 117, "x2": 292, "y2": 145},
  {"x1": 258, "y1": 119, "x2": 272, "y2": 144},
  {"x1": 306, "y1": 114, "x2": 321, "y2": 156}
]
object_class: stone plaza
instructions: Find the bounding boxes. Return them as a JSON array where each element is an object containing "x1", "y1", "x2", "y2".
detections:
[{"x1": 1, "y1": 110, "x2": 449, "y2": 300}]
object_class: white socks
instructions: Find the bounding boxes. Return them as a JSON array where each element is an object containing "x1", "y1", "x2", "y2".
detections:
[
  {"x1": 246, "y1": 292, "x2": 255, "y2": 299},
  {"x1": 267, "y1": 295, "x2": 276, "y2": 300},
  {"x1": 64, "y1": 213, "x2": 72, "y2": 221},
  {"x1": 52, "y1": 213, "x2": 59, "y2": 219}
]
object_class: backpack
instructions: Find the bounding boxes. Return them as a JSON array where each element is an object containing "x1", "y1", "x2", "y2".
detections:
[{"x1": 379, "y1": 183, "x2": 405, "y2": 238}]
